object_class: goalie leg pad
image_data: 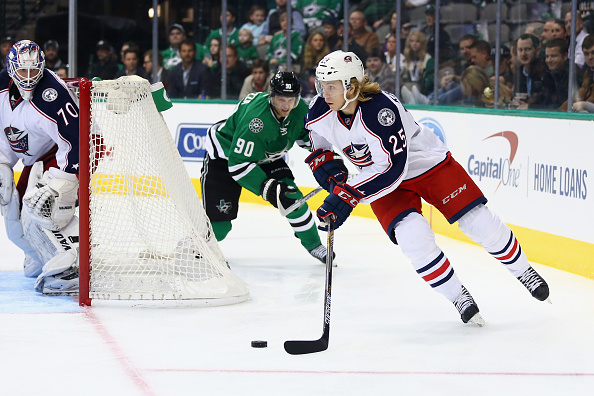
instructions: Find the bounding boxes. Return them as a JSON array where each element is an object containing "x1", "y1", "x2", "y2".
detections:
[
  {"x1": 23, "y1": 254, "x2": 44, "y2": 278},
  {"x1": 1, "y1": 185, "x2": 44, "y2": 266},
  {"x1": 0, "y1": 163, "x2": 13, "y2": 205}
]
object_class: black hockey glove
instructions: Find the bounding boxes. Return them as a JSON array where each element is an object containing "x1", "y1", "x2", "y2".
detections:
[
  {"x1": 260, "y1": 178, "x2": 298, "y2": 210},
  {"x1": 305, "y1": 149, "x2": 348, "y2": 192},
  {"x1": 317, "y1": 183, "x2": 363, "y2": 230}
]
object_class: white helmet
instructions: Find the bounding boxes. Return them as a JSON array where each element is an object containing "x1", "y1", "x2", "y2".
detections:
[
  {"x1": 7, "y1": 40, "x2": 45, "y2": 101},
  {"x1": 315, "y1": 50, "x2": 364, "y2": 110}
]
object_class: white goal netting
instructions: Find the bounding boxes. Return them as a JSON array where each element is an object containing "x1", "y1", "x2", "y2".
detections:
[{"x1": 80, "y1": 77, "x2": 249, "y2": 305}]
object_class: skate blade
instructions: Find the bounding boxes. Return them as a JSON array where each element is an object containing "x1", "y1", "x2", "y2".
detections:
[
  {"x1": 469, "y1": 313, "x2": 485, "y2": 327},
  {"x1": 42, "y1": 290, "x2": 78, "y2": 296}
]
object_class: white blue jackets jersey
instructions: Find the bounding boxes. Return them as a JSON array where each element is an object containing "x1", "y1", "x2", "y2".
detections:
[
  {"x1": 305, "y1": 91, "x2": 449, "y2": 204},
  {"x1": 0, "y1": 69, "x2": 80, "y2": 174}
]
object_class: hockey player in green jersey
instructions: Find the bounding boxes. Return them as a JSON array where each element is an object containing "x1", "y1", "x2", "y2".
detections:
[{"x1": 202, "y1": 71, "x2": 333, "y2": 263}]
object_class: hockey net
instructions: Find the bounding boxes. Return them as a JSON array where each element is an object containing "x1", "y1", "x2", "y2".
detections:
[{"x1": 75, "y1": 77, "x2": 249, "y2": 306}]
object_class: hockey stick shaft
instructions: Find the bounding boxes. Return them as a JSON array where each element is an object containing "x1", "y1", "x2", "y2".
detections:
[
  {"x1": 284, "y1": 218, "x2": 334, "y2": 355},
  {"x1": 279, "y1": 186, "x2": 324, "y2": 216}
]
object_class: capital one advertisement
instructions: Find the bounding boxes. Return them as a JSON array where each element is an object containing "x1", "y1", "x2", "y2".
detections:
[{"x1": 413, "y1": 112, "x2": 592, "y2": 244}]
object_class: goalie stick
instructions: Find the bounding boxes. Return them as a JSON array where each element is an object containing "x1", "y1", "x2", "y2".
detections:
[
  {"x1": 278, "y1": 186, "x2": 323, "y2": 216},
  {"x1": 284, "y1": 218, "x2": 335, "y2": 355}
]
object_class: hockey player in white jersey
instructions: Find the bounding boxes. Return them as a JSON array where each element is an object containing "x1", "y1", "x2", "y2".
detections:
[
  {"x1": 305, "y1": 50, "x2": 550, "y2": 325},
  {"x1": 0, "y1": 40, "x2": 79, "y2": 294}
]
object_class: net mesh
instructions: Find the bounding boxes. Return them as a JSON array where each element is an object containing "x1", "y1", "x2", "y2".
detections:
[{"x1": 84, "y1": 77, "x2": 249, "y2": 302}]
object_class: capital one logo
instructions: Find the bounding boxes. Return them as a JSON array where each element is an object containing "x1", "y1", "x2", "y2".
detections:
[{"x1": 175, "y1": 124, "x2": 209, "y2": 162}]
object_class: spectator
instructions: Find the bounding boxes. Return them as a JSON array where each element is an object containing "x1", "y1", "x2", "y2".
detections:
[
  {"x1": 203, "y1": 37, "x2": 222, "y2": 71},
  {"x1": 399, "y1": 30, "x2": 434, "y2": 102},
  {"x1": 541, "y1": 19, "x2": 566, "y2": 58},
  {"x1": 365, "y1": 48, "x2": 396, "y2": 93},
  {"x1": 168, "y1": 39, "x2": 211, "y2": 99},
  {"x1": 86, "y1": 40, "x2": 119, "y2": 80},
  {"x1": 560, "y1": 34, "x2": 594, "y2": 112},
  {"x1": 333, "y1": 19, "x2": 368, "y2": 64},
  {"x1": 209, "y1": 44, "x2": 250, "y2": 99},
  {"x1": 237, "y1": 29, "x2": 259, "y2": 67},
  {"x1": 118, "y1": 42, "x2": 139, "y2": 71},
  {"x1": 322, "y1": 16, "x2": 341, "y2": 50},
  {"x1": 469, "y1": 40, "x2": 493, "y2": 77},
  {"x1": 512, "y1": 34, "x2": 555, "y2": 109},
  {"x1": 377, "y1": 12, "x2": 412, "y2": 55},
  {"x1": 241, "y1": 5, "x2": 268, "y2": 46},
  {"x1": 460, "y1": 65, "x2": 490, "y2": 107},
  {"x1": 453, "y1": 34, "x2": 479, "y2": 76},
  {"x1": 0, "y1": 37, "x2": 13, "y2": 70},
  {"x1": 545, "y1": 39, "x2": 571, "y2": 109},
  {"x1": 301, "y1": 31, "x2": 331, "y2": 73},
  {"x1": 260, "y1": 0, "x2": 307, "y2": 46},
  {"x1": 422, "y1": 4, "x2": 454, "y2": 62},
  {"x1": 239, "y1": 59, "x2": 272, "y2": 99},
  {"x1": 566, "y1": 11, "x2": 589, "y2": 70},
  {"x1": 43, "y1": 40, "x2": 64, "y2": 71},
  {"x1": 161, "y1": 23, "x2": 207, "y2": 70},
  {"x1": 204, "y1": 7, "x2": 240, "y2": 48},
  {"x1": 578, "y1": 0, "x2": 594, "y2": 33},
  {"x1": 115, "y1": 48, "x2": 148, "y2": 79},
  {"x1": 348, "y1": 10, "x2": 380, "y2": 56},
  {"x1": 143, "y1": 49, "x2": 170, "y2": 88},
  {"x1": 384, "y1": 33, "x2": 398, "y2": 71},
  {"x1": 296, "y1": 0, "x2": 342, "y2": 33},
  {"x1": 266, "y1": 12, "x2": 304, "y2": 71},
  {"x1": 56, "y1": 66, "x2": 68, "y2": 79},
  {"x1": 491, "y1": 45, "x2": 514, "y2": 88}
]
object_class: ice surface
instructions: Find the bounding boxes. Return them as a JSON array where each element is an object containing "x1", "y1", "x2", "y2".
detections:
[{"x1": 1, "y1": 203, "x2": 593, "y2": 395}]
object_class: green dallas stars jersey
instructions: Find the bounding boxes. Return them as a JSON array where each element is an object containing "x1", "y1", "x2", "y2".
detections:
[{"x1": 205, "y1": 92, "x2": 310, "y2": 195}]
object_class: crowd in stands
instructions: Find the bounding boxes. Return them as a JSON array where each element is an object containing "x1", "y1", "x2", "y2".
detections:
[{"x1": 1, "y1": 0, "x2": 593, "y2": 112}]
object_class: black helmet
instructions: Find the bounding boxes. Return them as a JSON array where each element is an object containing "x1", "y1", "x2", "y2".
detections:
[{"x1": 270, "y1": 71, "x2": 301, "y2": 97}]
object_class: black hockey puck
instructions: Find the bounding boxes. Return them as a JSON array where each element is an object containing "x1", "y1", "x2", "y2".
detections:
[{"x1": 251, "y1": 340, "x2": 267, "y2": 348}]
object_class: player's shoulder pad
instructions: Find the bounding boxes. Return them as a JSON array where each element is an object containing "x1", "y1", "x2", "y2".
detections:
[
  {"x1": 235, "y1": 92, "x2": 270, "y2": 134},
  {"x1": 358, "y1": 91, "x2": 404, "y2": 132},
  {"x1": 305, "y1": 94, "x2": 330, "y2": 126},
  {"x1": 0, "y1": 69, "x2": 10, "y2": 91},
  {"x1": 31, "y1": 70, "x2": 77, "y2": 120}
]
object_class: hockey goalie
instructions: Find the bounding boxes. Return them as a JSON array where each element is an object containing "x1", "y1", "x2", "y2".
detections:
[{"x1": 0, "y1": 39, "x2": 80, "y2": 294}]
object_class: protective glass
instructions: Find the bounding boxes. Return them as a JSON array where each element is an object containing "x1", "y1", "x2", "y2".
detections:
[{"x1": 314, "y1": 78, "x2": 345, "y2": 99}]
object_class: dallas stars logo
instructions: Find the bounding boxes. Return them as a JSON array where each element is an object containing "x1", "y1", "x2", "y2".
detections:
[
  {"x1": 216, "y1": 199, "x2": 232, "y2": 214},
  {"x1": 249, "y1": 118, "x2": 264, "y2": 133}
]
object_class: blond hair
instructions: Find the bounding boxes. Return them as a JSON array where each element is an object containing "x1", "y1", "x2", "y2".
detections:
[
  {"x1": 403, "y1": 31, "x2": 428, "y2": 73},
  {"x1": 351, "y1": 75, "x2": 381, "y2": 102}
]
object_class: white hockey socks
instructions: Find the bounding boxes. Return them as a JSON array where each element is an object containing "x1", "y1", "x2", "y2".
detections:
[
  {"x1": 458, "y1": 204, "x2": 529, "y2": 277},
  {"x1": 394, "y1": 212, "x2": 463, "y2": 302}
]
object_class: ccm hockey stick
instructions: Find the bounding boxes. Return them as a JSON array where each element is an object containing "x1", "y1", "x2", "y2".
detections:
[
  {"x1": 278, "y1": 186, "x2": 324, "y2": 216},
  {"x1": 284, "y1": 218, "x2": 335, "y2": 355}
]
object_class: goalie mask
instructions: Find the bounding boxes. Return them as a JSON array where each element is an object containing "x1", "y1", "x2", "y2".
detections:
[
  {"x1": 269, "y1": 71, "x2": 301, "y2": 114},
  {"x1": 7, "y1": 40, "x2": 45, "y2": 101},
  {"x1": 315, "y1": 50, "x2": 364, "y2": 110}
]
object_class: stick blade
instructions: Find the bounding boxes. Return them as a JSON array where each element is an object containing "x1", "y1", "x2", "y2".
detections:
[{"x1": 284, "y1": 339, "x2": 328, "y2": 355}]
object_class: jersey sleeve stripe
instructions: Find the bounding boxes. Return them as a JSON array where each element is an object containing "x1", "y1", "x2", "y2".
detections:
[
  {"x1": 305, "y1": 109, "x2": 332, "y2": 129},
  {"x1": 229, "y1": 162, "x2": 257, "y2": 181}
]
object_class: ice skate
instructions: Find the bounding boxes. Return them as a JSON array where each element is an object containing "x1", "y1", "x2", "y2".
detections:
[
  {"x1": 453, "y1": 286, "x2": 485, "y2": 326},
  {"x1": 308, "y1": 244, "x2": 337, "y2": 266},
  {"x1": 517, "y1": 267, "x2": 550, "y2": 302}
]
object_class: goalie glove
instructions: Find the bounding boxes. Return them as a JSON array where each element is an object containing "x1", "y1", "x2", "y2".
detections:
[
  {"x1": 0, "y1": 163, "x2": 13, "y2": 206},
  {"x1": 260, "y1": 178, "x2": 298, "y2": 210},
  {"x1": 23, "y1": 166, "x2": 79, "y2": 231},
  {"x1": 305, "y1": 149, "x2": 348, "y2": 192},
  {"x1": 317, "y1": 183, "x2": 363, "y2": 230}
]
